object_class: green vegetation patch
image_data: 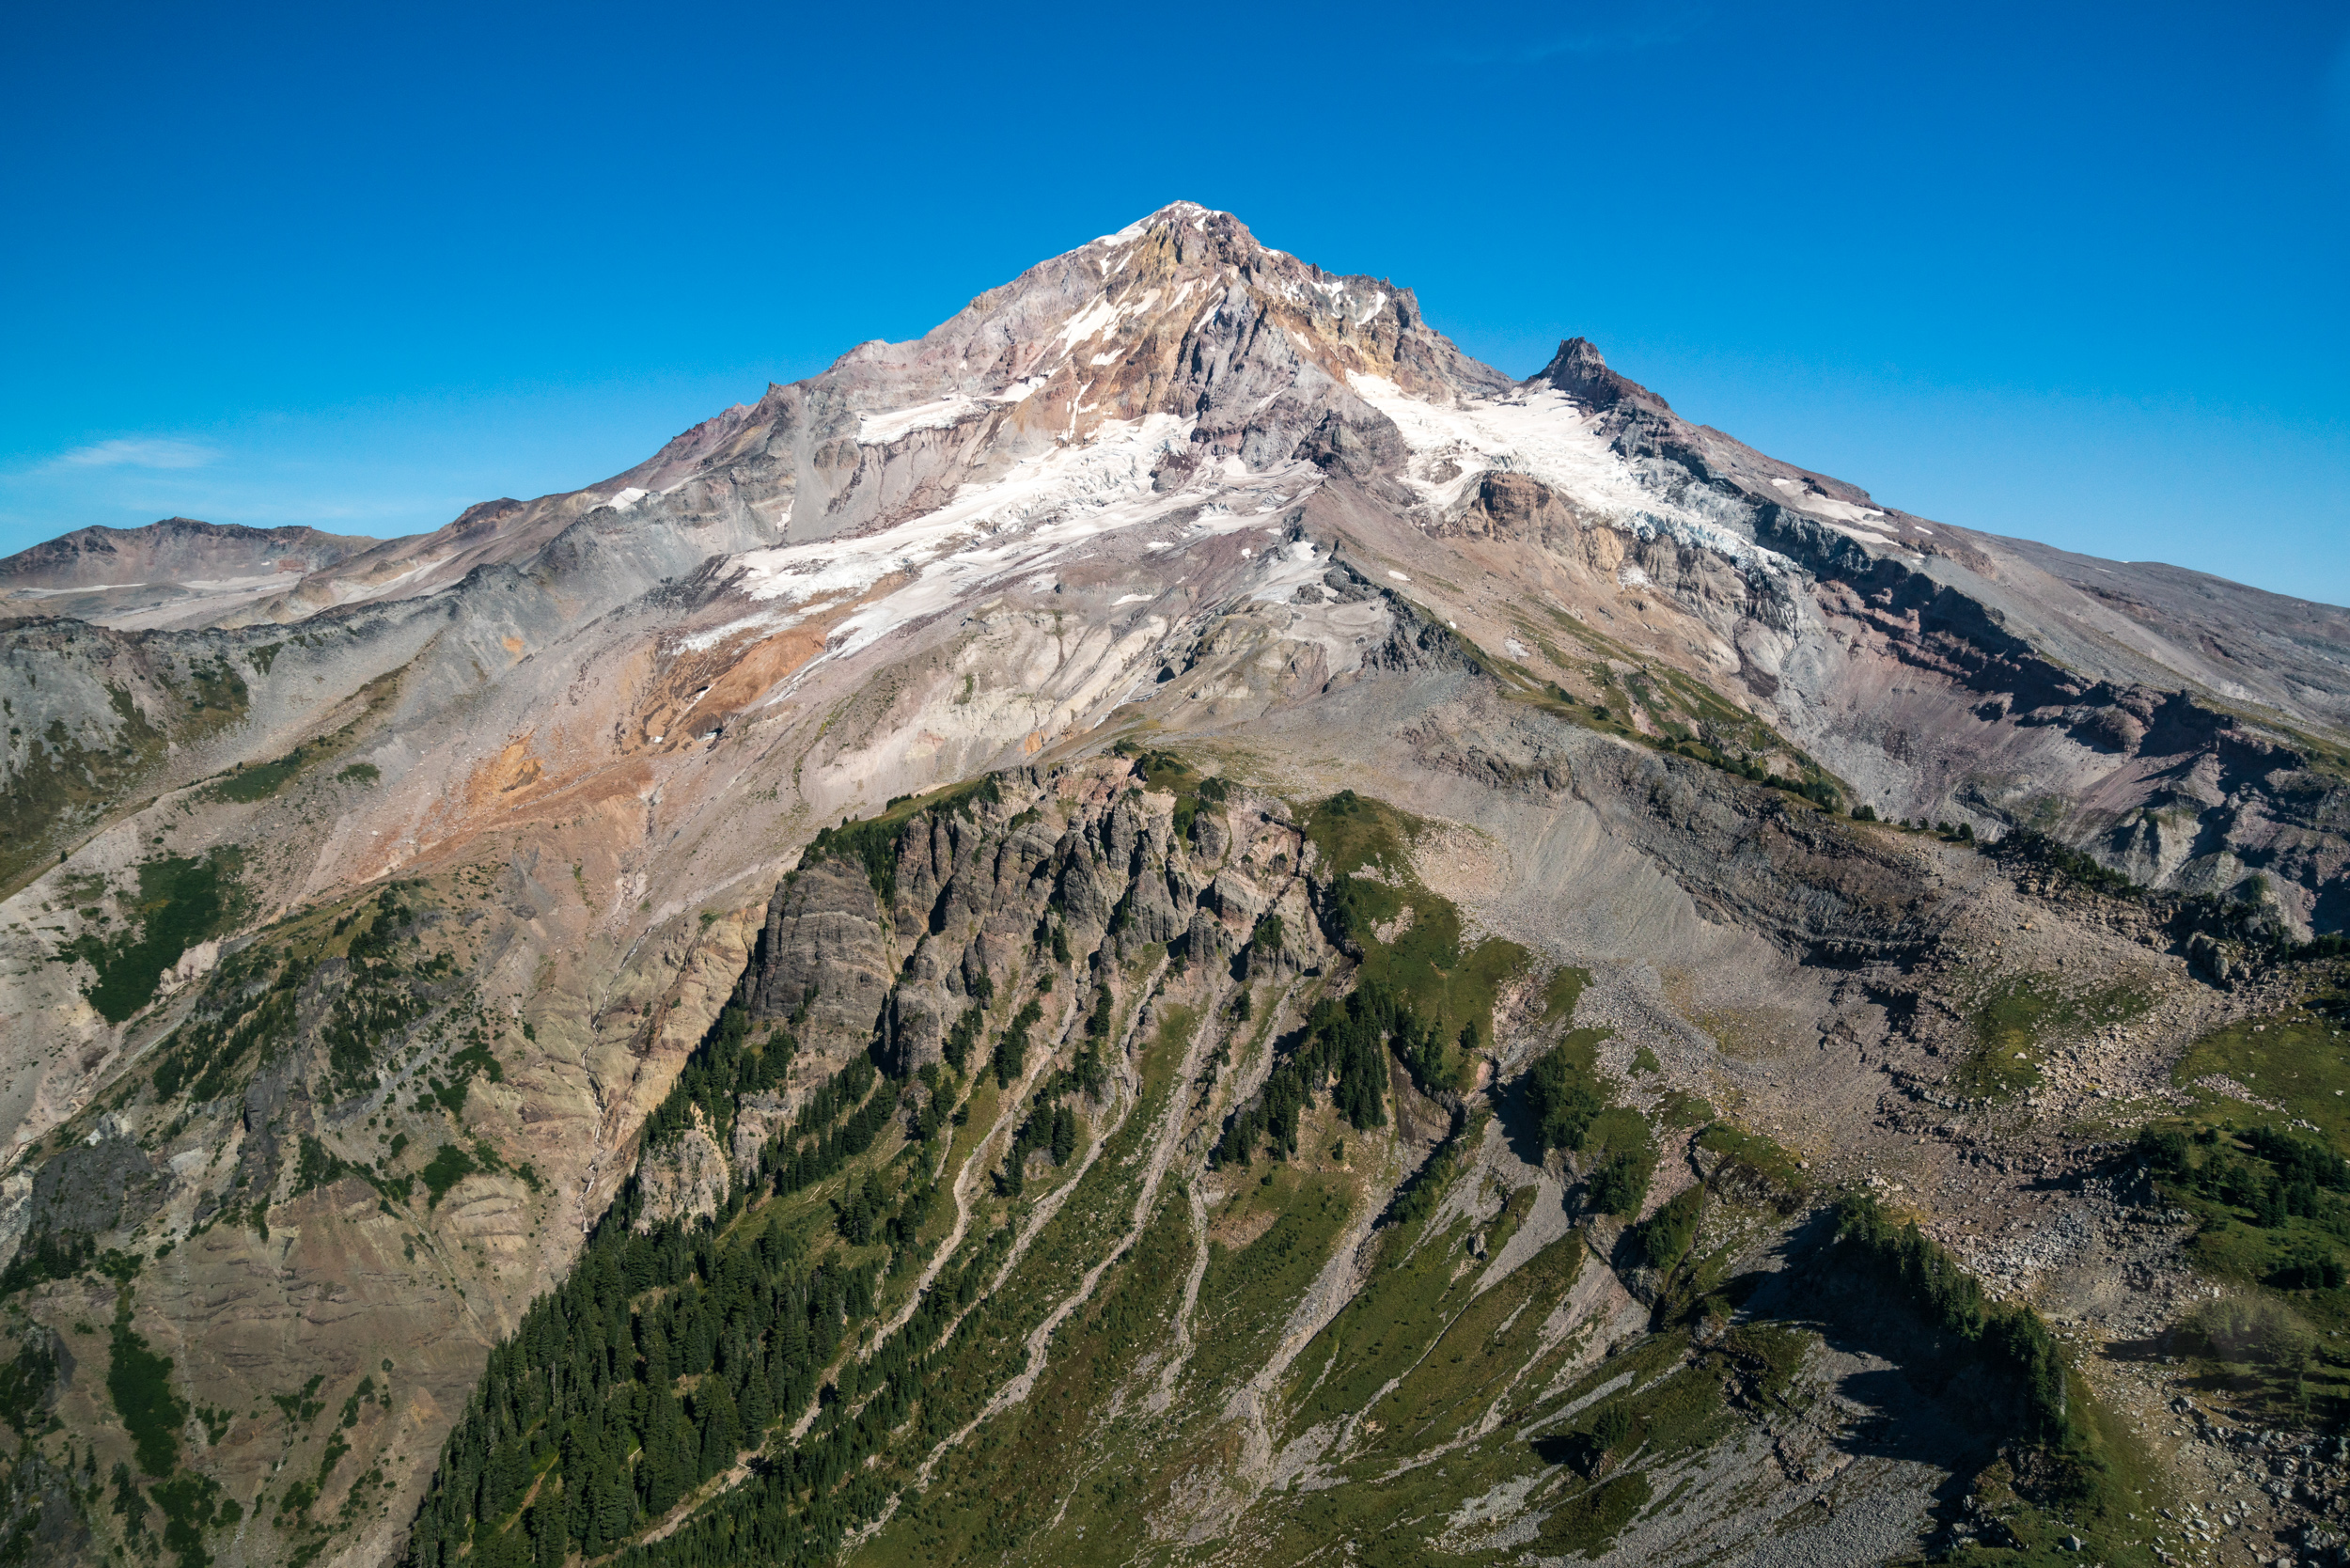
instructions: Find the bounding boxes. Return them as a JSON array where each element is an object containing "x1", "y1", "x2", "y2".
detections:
[
  {"x1": 272, "y1": 1373, "x2": 326, "y2": 1425},
  {"x1": 0, "y1": 1335, "x2": 57, "y2": 1437},
  {"x1": 108, "y1": 1293, "x2": 186, "y2": 1477},
  {"x1": 1353, "y1": 1231, "x2": 1584, "y2": 1459},
  {"x1": 1283, "y1": 1146, "x2": 1558, "y2": 1450},
  {"x1": 202, "y1": 667, "x2": 398, "y2": 808},
  {"x1": 418, "y1": 1143, "x2": 478, "y2": 1207},
  {"x1": 1584, "y1": 1107, "x2": 1656, "y2": 1216},
  {"x1": 1191, "y1": 1170, "x2": 1355, "y2": 1391},
  {"x1": 2174, "y1": 1294, "x2": 2326, "y2": 1403},
  {"x1": 1994, "y1": 826, "x2": 2143, "y2": 900},
  {"x1": 1659, "y1": 1088, "x2": 1718, "y2": 1128},
  {"x1": 292, "y1": 1136, "x2": 358, "y2": 1198},
  {"x1": 1574, "y1": 1356, "x2": 1736, "y2": 1468},
  {"x1": 887, "y1": 1191, "x2": 1196, "y2": 1563},
  {"x1": 0, "y1": 1227, "x2": 95, "y2": 1294},
  {"x1": 1634, "y1": 1184, "x2": 1704, "y2": 1271},
  {"x1": 1522, "y1": 1029, "x2": 1656, "y2": 1212},
  {"x1": 646, "y1": 1000, "x2": 782, "y2": 1152},
  {"x1": 1306, "y1": 791, "x2": 1529, "y2": 1090},
  {"x1": 1947, "y1": 974, "x2": 2152, "y2": 1100},
  {"x1": 58, "y1": 848, "x2": 245, "y2": 1023},
  {"x1": 1305, "y1": 787, "x2": 1411, "y2": 880},
  {"x1": 1696, "y1": 1122, "x2": 1810, "y2": 1208},
  {"x1": 1120, "y1": 743, "x2": 1230, "y2": 844},
  {"x1": 2135, "y1": 1097, "x2": 2350, "y2": 1419},
  {"x1": 1543, "y1": 964, "x2": 1590, "y2": 1024},
  {"x1": 321, "y1": 886, "x2": 446, "y2": 1099},
  {"x1": 1720, "y1": 1321, "x2": 1811, "y2": 1403},
  {"x1": 408, "y1": 945, "x2": 1181, "y2": 1568},
  {"x1": 207, "y1": 743, "x2": 322, "y2": 804},
  {"x1": 1949, "y1": 1383, "x2": 2169, "y2": 1566},
  {"x1": 1493, "y1": 604, "x2": 1853, "y2": 809},
  {"x1": 809, "y1": 773, "x2": 1006, "y2": 905},
  {"x1": 1214, "y1": 983, "x2": 1407, "y2": 1164},
  {"x1": 1, "y1": 695, "x2": 163, "y2": 892},
  {"x1": 1537, "y1": 1470, "x2": 1651, "y2": 1556},
  {"x1": 1526, "y1": 1328, "x2": 1748, "y2": 1545},
  {"x1": 183, "y1": 655, "x2": 249, "y2": 720},
  {"x1": 1388, "y1": 1110, "x2": 1479, "y2": 1231},
  {"x1": 1836, "y1": 1193, "x2": 2068, "y2": 1446},
  {"x1": 1524, "y1": 1027, "x2": 1613, "y2": 1150},
  {"x1": 151, "y1": 1468, "x2": 233, "y2": 1568},
  {"x1": 2172, "y1": 1002, "x2": 2350, "y2": 1147},
  {"x1": 1284, "y1": 1207, "x2": 1485, "y2": 1433},
  {"x1": 149, "y1": 942, "x2": 302, "y2": 1106},
  {"x1": 1833, "y1": 1191, "x2": 2160, "y2": 1547}
]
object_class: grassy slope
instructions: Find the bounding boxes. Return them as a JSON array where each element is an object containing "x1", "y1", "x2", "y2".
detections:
[
  {"x1": 2138, "y1": 989, "x2": 2350, "y2": 1426},
  {"x1": 1302, "y1": 792, "x2": 1529, "y2": 1091}
]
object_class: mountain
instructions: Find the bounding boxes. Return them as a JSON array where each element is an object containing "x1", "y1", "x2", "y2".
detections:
[
  {"x1": 0, "y1": 201, "x2": 2343, "y2": 1568},
  {"x1": 0, "y1": 519, "x2": 385, "y2": 630}
]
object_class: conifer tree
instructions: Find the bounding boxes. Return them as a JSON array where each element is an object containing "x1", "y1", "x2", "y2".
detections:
[{"x1": 695, "y1": 1380, "x2": 740, "y2": 1482}]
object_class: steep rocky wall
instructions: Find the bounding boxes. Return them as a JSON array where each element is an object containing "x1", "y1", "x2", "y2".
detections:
[
  {"x1": 0, "y1": 870, "x2": 761, "y2": 1568},
  {"x1": 1405, "y1": 425, "x2": 2349, "y2": 932}
]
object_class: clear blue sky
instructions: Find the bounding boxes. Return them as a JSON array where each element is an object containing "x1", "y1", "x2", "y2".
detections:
[{"x1": 6, "y1": 1, "x2": 2347, "y2": 604}]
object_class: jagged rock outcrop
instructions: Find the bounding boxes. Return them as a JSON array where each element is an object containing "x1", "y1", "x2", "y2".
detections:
[{"x1": 748, "y1": 856, "x2": 893, "y2": 1070}]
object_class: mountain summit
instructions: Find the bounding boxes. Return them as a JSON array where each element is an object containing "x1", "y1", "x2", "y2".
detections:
[{"x1": 0, "y1": 207, "x2": 2345, "y2": 1568}]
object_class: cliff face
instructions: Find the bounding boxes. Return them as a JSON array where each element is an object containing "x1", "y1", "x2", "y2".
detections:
[{"x1": 0, "y1": 203, "x2": 2342, "y2": 1568}]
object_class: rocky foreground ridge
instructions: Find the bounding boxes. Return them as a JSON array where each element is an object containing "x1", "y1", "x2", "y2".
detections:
[{"x1": 0, "y1": 202, "x2": 2345, "y2": 1568}]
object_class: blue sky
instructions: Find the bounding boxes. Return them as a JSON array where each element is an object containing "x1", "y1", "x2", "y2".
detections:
[{"x1": 5, "y1": 1, "x2": 2346, "y2": 604}]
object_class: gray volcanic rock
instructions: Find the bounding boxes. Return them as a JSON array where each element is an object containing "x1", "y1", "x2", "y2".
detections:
[
  {"x1": 749, "y1": 856, "x2": 894, "y2": 1073},
  {"x1": 1996, "y1": 533, "x2": 2350, "y2": 730},
  {"x1": 0, "y1": 518, "x2": 383, "y2": 628},
  {"x1": 1533, "y1": 334, "x2": 1673, "y2": 416},
  {"x1": 0, "y1": 518, "x2": 377, "y2": 589},
  {"x1": 23, "y1": 1126, "x2": 156, "y2": 1234}
]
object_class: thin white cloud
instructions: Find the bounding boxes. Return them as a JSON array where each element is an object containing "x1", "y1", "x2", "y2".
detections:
[{"x1": 53, "y1": 438, "x2": 218, "y2": 470}]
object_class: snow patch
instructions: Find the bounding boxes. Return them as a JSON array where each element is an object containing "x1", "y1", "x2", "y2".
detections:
[
  {"x1": 858, "y1": 398, "x2": 980, "y2": 444},
  {"x1": 169, "y1": 573, "x2": 287, "y2": 593},
  {"x1": 1346, "y1": 371, "x2": 1794, "y2": 579},
  {"x1": 333, "y1": 554, "x2": 454, "y2": 605},
  {"x1": 1054, "y1": 289, "x2": 1164, "y2": 358},
  {"x1": 1796, "y1": 494, "x2": 1884, "y2": 525},
  {"x1": 714, "y1": 416, "x2": 1313, "y2": 682},
  {"x1": 1769, "y1": 475, "x2": 1883, "y2": 525}
]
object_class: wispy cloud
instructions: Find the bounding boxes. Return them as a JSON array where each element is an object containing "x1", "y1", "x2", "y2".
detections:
[{"x1": 52, "y1": 437, "x2": 218, "y2": 471}]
